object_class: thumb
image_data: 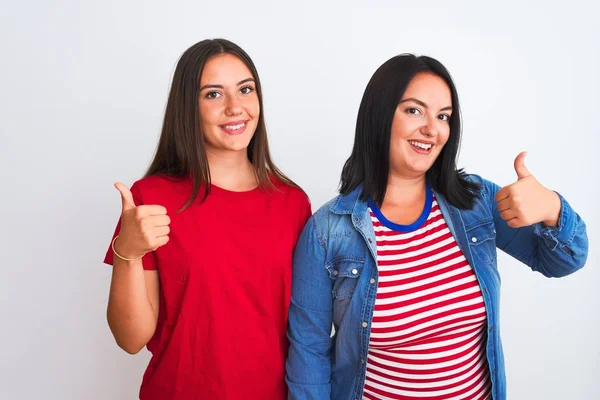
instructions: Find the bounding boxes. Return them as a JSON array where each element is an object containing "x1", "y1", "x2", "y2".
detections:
[
  {"x1": 114, "y1": 182, "x2": 136, "y2": 211},
  {"x1": 514, "y1": 151, "x2": 532, "y2": 180}
]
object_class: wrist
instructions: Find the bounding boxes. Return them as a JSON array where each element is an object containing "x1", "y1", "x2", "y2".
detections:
[
  {"x1": 112, "y1": 235, "x2": 146, "y2": 261},
  {"x1": 542, "y1": 191, "x2": 561, "y2": 227}
]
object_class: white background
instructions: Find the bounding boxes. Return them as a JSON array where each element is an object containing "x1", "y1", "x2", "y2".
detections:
[{"x1": 1, "y1": 1, "x2": 598, "y2": 398}]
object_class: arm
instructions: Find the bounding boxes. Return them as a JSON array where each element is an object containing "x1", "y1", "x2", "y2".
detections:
[
  {"x1": 107, "y1": 258, "x2": 160, "y2": 354},
  {"x1": 487, "y1": 178, "x2": 588, "y2": 277},
  {"x1": 105, "y1": 182, "x2": 170, "y2": 354},
  {"x1": 286, "y1": 217, "x2": 333, "y2": 400}
]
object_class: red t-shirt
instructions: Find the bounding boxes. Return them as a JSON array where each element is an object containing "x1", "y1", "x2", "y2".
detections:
[{"x1": 104, "y1": 175, "x2": 311, "y2": 400}]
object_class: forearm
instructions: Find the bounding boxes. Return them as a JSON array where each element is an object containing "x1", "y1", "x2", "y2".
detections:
[
  {"x1": 286, "y1": 300, "x2": 333, "y2": 399},
  {"x1": 107, "y1": 258, "x2": 157, "y2": 354},
  {"x1": 531, "y1": 193, "x2": 588, "y2": 277},
  {"x1": 499, "y1": 193, "x2": 588, "y2": 277}
]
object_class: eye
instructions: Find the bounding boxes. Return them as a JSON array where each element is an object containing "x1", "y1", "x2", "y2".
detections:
[
  {"x1": 240, "y1": 85, "x2": 254, "y2": 95},
  {"x1": 205, "y1": 91, "x2": 222, "y2": 99},
  {"x1": 438, "y1": 114, "x2": 451, "y2": 122},
  {"x1": 406, "y1": 107, "x2": 422, "y2": 116}
]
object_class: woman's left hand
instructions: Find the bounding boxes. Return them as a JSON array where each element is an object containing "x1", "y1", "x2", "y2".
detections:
[{"x1": 495, "y1": 151, "x2": 562, "y2": 228}]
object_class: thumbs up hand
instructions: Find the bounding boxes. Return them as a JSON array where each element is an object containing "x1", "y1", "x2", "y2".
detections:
[
  {"x1": 113, "y1": 182, "x2": 171, "y2": 260},
  {"x1": 495, "y1": 152, "x2": 561, "y2": 228}
]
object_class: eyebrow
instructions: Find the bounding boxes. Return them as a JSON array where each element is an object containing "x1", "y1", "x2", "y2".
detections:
[
  {"x1": 199, "y1": 78, "x2": 255, "y2": 91},
  {"x1": 399, "y1": 97, "x2": 453, "y2": 112}
]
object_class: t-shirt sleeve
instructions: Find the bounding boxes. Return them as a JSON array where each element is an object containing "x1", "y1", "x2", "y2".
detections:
[{"x1": 103, "y1": 183, "x2": 158, "y2": 270}]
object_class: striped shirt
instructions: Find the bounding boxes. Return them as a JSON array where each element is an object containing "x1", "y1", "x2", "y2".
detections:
[{"x1": 363, "y1": 195, "x2": 492, "y2": 400}]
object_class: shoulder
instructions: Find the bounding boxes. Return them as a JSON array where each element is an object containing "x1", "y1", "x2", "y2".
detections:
[
  {"x1": 458, "y1": 173, "x2": 502, "y2": 218},
  {"x1": 131, "y1": 174, "x2": 176, "y2": 191},
  {"x1": 314, "y1": 195, "x2": 339, "y2": 218},
  {"x1": 130, "y1": 175, "x2": 191, "y2": 206},
  {"x1": 271, "y1": 179, "x2": 310, "y2": 207},
  {"x1": 309, "y1": 194, "x2": 344, "y2": 231},
  {"x1": 463, "y1": 173, "x2": 500, "y2": 197}
]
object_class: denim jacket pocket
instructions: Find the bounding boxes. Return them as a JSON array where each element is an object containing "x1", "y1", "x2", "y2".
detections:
[
  {"x1": 466, "y1": 219, "x2": 497, "y2": 264},
  {"x1": 327, "y1": 257, "x2": 364, "y2": 300}
]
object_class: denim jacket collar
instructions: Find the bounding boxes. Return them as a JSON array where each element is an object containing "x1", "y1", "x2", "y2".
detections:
[
  {"x1": 329, "y1": 183, "x2": 465, "y2": 267},
  {"x1": 329, "y1": 184, "x2": 363, "y2": 215},
  {"x1": 329, "y1": 184, "x2": 379, "y2": 263}
]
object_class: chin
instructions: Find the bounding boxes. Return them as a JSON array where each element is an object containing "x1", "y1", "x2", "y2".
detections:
[
  {"x1": 406, "y1": 162, "x2": 434, "y2": 175},
  {"x1": 227, "y1": 139, "x2": 254, "y2": 152}
]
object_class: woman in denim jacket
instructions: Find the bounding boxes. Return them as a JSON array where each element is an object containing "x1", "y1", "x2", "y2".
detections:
[{"x1": 285, "y1": 54, "x2": 588, "y2": 400}]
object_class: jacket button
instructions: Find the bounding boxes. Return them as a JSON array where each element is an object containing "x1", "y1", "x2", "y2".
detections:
[
  {"x1": 333, "y1": 270, "x2": 339, "y2": 276},
  {"x1": 362, "y1": 321, "x2": 368, "y2": 328},
  {"x1": 360, "y1": 359, "x2": 365, "y2": 364},
  {"x1": 352, "y1": 268, "x2": 358, "y2": 275},
  {"x1": 370, "y1": 278, "x2": 376, "y2": 284},
  {"x1": 471, "y1": 237, "x2": 478, "y2": 243}
]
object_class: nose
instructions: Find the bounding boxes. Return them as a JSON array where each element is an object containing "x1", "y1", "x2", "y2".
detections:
[
  {"x1": 225, "y1": 96, "x2": 242, "y2": 117},
  {"x1": 420, "y1": 115, "x2": 438, "y2": 137}
]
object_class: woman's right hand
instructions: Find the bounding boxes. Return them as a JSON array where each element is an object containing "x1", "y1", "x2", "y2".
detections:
[{"x1": 113, "y1": 182, "x2": 170, "y2": 259}]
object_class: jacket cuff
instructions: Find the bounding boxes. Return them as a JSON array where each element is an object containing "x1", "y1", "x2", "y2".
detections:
[{"x1": 533, "y1": 192, "x2": 577, "y2": 250}]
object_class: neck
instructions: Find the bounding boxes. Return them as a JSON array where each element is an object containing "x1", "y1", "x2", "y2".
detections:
[
  {"x1": 206, "y1": 148, "x2": 257, "y2": 191},
  {"x1": 382, "y1": 173, "x2": 427, "y2": 207}
]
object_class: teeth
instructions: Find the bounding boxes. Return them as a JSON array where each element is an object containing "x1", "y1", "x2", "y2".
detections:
[
  {"x1": 224, "y1": 122, "x2": 245, "y2": 130},
  {"x1": 409, "y1": 140, "x2": 432, "y2": 150}
]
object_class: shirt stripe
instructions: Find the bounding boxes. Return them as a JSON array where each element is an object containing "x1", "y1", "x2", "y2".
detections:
[{"x1": 363, "y1": 199, "x2": 492, "y2": 400}]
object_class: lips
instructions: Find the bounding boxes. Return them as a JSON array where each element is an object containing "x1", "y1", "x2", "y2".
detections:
[
  {"x1": 220, "y1": 120, "x2": 248, "y2": 135},
  {"x1": 408, "y1": 140, "x2": 434, "y2": 155}
]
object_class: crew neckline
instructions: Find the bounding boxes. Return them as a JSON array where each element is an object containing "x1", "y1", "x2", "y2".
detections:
[{"x1": 367, "y1": 183, "x2": 433, "y2": 232}]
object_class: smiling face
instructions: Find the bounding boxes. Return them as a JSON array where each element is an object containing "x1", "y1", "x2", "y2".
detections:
[
  {"x1": 389, "y1": 72, "x2": 453, "y2": 179},
  {"x1": 198, "y1": 53, "x2": 260, "y2": 156}
]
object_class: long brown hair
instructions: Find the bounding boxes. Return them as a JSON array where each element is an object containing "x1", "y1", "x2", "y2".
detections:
[{"x1": 145, "y1": 38, "x2": 298, "y2": 209}]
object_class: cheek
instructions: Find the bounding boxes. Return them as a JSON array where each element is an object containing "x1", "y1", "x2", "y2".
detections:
[
  {"x1": 390, "y1": 134, "x2": 407, "y2": 152},
  {"x1": 438, "y1": 128, "x2": 450, "y2": 146},
  {"x1": 389, "y1": 139, "x2": 406, "y2": 166},
  {"x1": 391, "y1": 115, "x2": 419, "y2": 141},
  {"x1": 244, "y1": 97, "x2": 260, "y2": 119},
  {"x1": 199, "y1": 102, "x2": 220, "y2": 126}
]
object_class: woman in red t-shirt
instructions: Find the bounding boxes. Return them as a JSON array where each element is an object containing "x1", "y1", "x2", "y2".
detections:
[{"x1": 104, "y1": 38, "x2": 311, "y2": 400}]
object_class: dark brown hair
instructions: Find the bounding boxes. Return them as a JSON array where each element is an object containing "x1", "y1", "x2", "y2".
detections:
[{"x1": 145, "y1": 38, "x2": 298, "y2": 209}]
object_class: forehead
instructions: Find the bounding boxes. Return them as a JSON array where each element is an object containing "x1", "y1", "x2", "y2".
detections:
[
  {"x1": 403, "y1": 72, "x2": 451, "y2": 104},
  {"x1": 200, "y1": 53, "x2": 253, "y2": 85}
]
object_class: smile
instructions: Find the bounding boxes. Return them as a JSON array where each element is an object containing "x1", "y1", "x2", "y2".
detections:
[
  {"x1": 220, "y1": 121, "x2": 248, "y2": 135},
  {"x1": 408, "y1": 140, "x2": 433, "y2": 154}
]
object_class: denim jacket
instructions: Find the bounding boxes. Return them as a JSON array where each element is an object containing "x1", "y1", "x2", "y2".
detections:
[{"x1": 285, "y1": 175, "x2": 588, "y2": 400}]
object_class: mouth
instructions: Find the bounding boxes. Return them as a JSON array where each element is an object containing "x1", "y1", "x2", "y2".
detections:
[
  {"x1": 219, "y1": 120, "x2": 248, "y2": 135},
  {"x1": 408, "y1": 140, "x2": 434, "y2": 155}
]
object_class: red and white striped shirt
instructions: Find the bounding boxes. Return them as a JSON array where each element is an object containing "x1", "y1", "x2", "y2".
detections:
[{"x1": 363, "y1": 197, "x2": 492, "y2": 400}]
